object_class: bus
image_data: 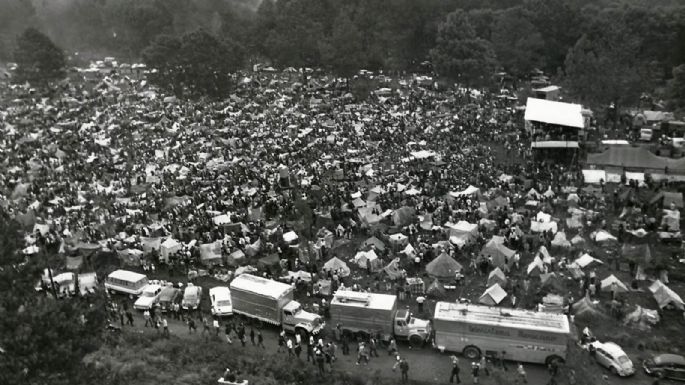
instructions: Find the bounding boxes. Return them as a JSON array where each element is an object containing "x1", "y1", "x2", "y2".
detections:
[{"x1": 433, "y1": 302, "x2": 570, "y2": 365}]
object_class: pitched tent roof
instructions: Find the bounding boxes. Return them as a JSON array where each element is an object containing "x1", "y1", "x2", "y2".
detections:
[
  {"x1": 425, "y1": 252, "x2": 463, "y2": 279},
  {"x1": 527, "y1": 256, "x2": 546, "y2": 277},
  {"x1": 649, "y1": 280, "x2": 685, "y2": 310},
  {"x1": 551, "y1": 232, "x2": 571, "y2": 248},
  {"x1": 487, "y1": 267, "x2": 507, "y2": 287},
  {"x1": 383, "y1": 258, "x2": 404, "y2": 280},
  {"x1": 600, "y1": 275, "x2": 629, "y2": 293},
  {"x1": 540, "y1": 272, "x2": 566, "y2": 293},
  {"x1": 364, "y1": 236, "x2": 386, "y2": 251},
  {"x1": 649, "y1": 191, "x2": 684, "y2": 208},
  {"x1": 479, "y1": 283, "x2": 507, "y2": 306},
  {"x1": 427, "y1": 279, "x2": 446, "y2": 299},
  {"x1": 572, "y1": 296, "x2": 607, "y2": 321},
  {"x1": 324, "y1": 257, "x2": 351, "y2": 277},
  {"x1": 524, "y1": 97, "x2": 584, "y2": 128},
  {"x1": 480, "y1": 237, "x2": 515, "y2": 267},
  {"x1": 574, "y1": 253, "x2": 602, "y2": 268}
]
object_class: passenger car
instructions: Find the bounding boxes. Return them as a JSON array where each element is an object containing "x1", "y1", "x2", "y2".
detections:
[
  {"x1": 182, "y1": 284, "x2": 202, "y2": 310},
  {"x1": 589, "y1": 341, "x2": 634, "y2": 377},
  {"x1": 210, "y1": 286, "x2": 233, "y2": 316},
  {"x1": 643, "y1": 354, "x2": 685, "y2": 381},
  {"x1": 158, "y1": 287, "x2": 182, "y2": 313},
  {"x1": 133, "y1": 284, "x2": 163, "y2": 310}
]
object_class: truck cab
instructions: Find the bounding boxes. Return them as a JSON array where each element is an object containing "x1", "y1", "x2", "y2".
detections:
[
  {"x1": 394, "y1": 309, "x2": 432, "y2": 345},
  {"x1": 282, "y1": 301, "x2": 324, "y2": 335}
]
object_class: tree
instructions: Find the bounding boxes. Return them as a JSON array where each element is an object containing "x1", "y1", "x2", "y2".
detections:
[
  {"x1": 320, "y1": 9, "x2": 364, "y2": 82},
  {"x1": 563, "y1": 18, "x2": 644, "y2": 113},
  {"x1": 667, "y1": 64, "x2": 685, "y2": 113},
  {"x1": 0, "y1": 209, "x2": 107, "y2": 385},
  {"x1": 142, "y1": 29, "x2": 244, "y2": 98},
  {"x1": 430, "y1": 10, "x2": 497, "y2": 86},
  {"x1": 491, "y1": 8, "x2": 545, "y2": 76},
  {"x1": 13, "y1": 27, "x2": 66, "y2": 86}
]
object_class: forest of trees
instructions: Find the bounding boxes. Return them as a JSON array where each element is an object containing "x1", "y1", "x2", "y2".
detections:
[{"x1": 2, "y1": 0, "x2": 685, "y2": 108}]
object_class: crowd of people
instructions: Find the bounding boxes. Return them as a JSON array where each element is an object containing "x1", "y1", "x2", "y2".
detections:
[{"x1": 2, "y1": 60, "x2": 683, "y2": 385}]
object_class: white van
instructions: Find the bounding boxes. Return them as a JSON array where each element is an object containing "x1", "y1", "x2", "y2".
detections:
[{"x1": 105, "y1": 270, "x2": 148, "y2": 298}]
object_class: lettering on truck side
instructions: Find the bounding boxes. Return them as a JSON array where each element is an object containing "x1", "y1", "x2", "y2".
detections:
[{"x1": 467, "y1": 325, "x2": 559, "y2": 343}]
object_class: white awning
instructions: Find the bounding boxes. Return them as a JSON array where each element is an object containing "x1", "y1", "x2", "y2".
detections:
[
  {"x1": 524, "y1": 97, "x2": 584, "y2": 128},
  {"x1": 531, "y1": 141, "x2": 579, "y2": 149}
]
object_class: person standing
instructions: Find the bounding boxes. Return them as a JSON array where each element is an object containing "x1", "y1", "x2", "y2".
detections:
[
  {"x1": 225, "y1": 323, "x2": 233, "y2": 344},
  {"x1": 387, "y1": 338, "x2": 398, "y2": 356},
  {"x1": 257, "y1": 329, "x2": 265, "y2": 349},
  {"x1": 471, "y1": 362, "x2": 480, "y2": 384},
  {"x1": 516, "y1": 363, "x2": 528, "y2": 384},
  {"x1": 369, "y1": 336, "x2": 379, "y2": 357},
  {"x1": 307, "y1": 340, "x2": 315, "y2": 363},
  {"x1": 162, "y1": 318, "x2": 169, "y2": 338},
  {"x1": 416, "y1": 295, "x2": 426, "y2": 313},
  {"x1": 213, "y1": 319, "x2": 220, "y2": 336},
  {"x1": 144, "y1": 309, "x2": 152, "y2": 327},
  {"x1": 294, "y1": 340, "x2": 302, "y2": 359},
  {"x1": 278, "y1": 330, "x2": 286, "y2": 353},
  {"x1": 341, "y1": 333, "x2": 350, "y2": 355},
  {"x1": 286, "y1": 338, "x2": 294, "y2": 357},
  {"x1": 449, "y1": 356, "x2": 461, "y2": 384},
  {"x1": 187, "y1": 316, "x2": 197, "y2": 334},
  {"x1": 399, "y1": 357, "x2": 409, "y2": 383},
  {"x1": 202, "y1": 316, "x2": 210, "y2": 337},
  {"x1": 480, "y1": 356, "x2": 490, "y2": 376},
  {"x1": 126, "y1": 309, "x2": 134, "y2": 326},
  {"x1": 250, "y1": 327, "x2": 255, "y2": 346}
]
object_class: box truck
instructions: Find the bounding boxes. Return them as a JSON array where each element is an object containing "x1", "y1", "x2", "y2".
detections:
[
  {"x1": 230, "y1": 274, "x2": 324, "y2": 335},
  {"x1": 329, "y1": 290, "x2": 431, "y2": 346}
]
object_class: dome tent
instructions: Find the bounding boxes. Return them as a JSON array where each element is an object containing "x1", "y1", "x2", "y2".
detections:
[{"x1": 479, "y1": 283, "x2": 507, "y2": 306}]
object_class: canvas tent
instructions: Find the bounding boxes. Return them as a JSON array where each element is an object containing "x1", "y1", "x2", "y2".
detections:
[
  {"x1": 199, "y1": 241, "x2": 223, "y2": 266},
  {"x1": 551, "y1": 232, "x2": 571, "y2": 248},
  {"x1": 117, "y1": 248, "x2": 143, "y2": 266},
  {"x1": 388, "y1": 233, "x2": 409, "y2": 247},
  {"x1": 425, "y1": 252, "x2": 463, "y2": 280},
  {"x1": 160, "y1": 238, "x2": 182, "y2": 262},
  {"x1": 487, "y1": 267, "x2": 507, "y2": 288},
  {"x1": 574, "y1": 253, "x2": 602, "y2": 269},
  {"x1": 363, "y1": 236, "x2": 386, "y2": 251},
  {"x1": 479, "y1": 283, "x2": 507, "y2": 306},
  {"x1": 324, "y1": 257, "x2": 351, "y2": 277},
  {"x1": 572, "y1": 296, "x2": 606, "y2": 321},
  {"x1": 426, "y1": 279, "x2": 446, "y2": 299},
  {"x1": 354, "y1": 249, "x2": 379, "y2": 269},
  {"x1": 383, "y1": 258, "x2": 404, "y2": 280},
  {"x1": 650, "y1": 191, "x2": 683, "y2": 208},
  {"x1": 622, "y1": 244, "x2": 652, "y2": 265},
  {"x1": 527, "y1": 256, "x2": 546, "y2": 277},
  {"x1": 649, "y1": 280, "x2": 685, "y2": 310},
  {"x1": 600, "y1": 275, "x2": 629, "y2": 293},
  {"x1": 227, "y1": 249, "x2": 245, "y2": 266},
  {"x1": 480, "y1": 237, "x2": 515, "y2": 267}
]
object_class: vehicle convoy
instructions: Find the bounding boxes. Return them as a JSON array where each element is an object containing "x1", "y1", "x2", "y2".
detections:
[
  {"x1": 229, "y1": 274, "x2": 324, "y2": 335},
  {"x1": 432, "y1": 302, "x2": 570, "y2": 365},
  {"x1": 329, "y1": 290, "x2": 431, "y2": 346}
]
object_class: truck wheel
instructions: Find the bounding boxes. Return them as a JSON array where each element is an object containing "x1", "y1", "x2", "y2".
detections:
[
  {"x1": 409, "y1": 335, "x2": 424, "y2": 348},
  {"x1": 463, "y1": 346, "x2": 481, "y2": 360},
  {"x1": 545, "y1": 355, "x2": 564, "y2": 366}
]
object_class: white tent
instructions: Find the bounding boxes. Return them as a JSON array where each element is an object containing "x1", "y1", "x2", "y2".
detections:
[
  {"x1": 574, "y1": 253, "x2": 602, "y2": 268},
  {"x1": 479, "y1": 283, "x2": 507, "y2": 306},
  {"x1": 283, "y1": 231, "x2": 299, "y2": 243},
  {"x1": 401, "y1": 243, "x2": 416, "y2": 257},
  {"x1": 323, "y1": 257, "x2": 351, "y2": 277},
  {"x1": 536, "y1": 246, "x2": 553, "y2": 264},
  {"x1": 487, "y1": 267, "x2": 507, "y2": 287},
  {"x1": 527, "y1": 256, "x2": 546, "y2": 276},
  {"x1": 161, "y1": 238, "x2": 182, "y2": 262},
  {"x1": 593, "y1": 230, "x2": 617, "y2": 242},
  {"x1": 212, "y1": 214, "x2": 232, "y2": 225},
  {"x1": 531, "y1": 220, "x2": 557, "y2": 233},
  {"x1": 449, "y1": 185, "x2": 480, "y2": 197},
  {"x1": 551, "y1": 232, "x2": 571, "y2": 248},
  {"x1": 354, "y1": 250, "x2": 378, "y2": 268},
  {"x1": 388, "y1": 233, "x2": 409, "y2": 246},
  {"x1": 649, "y1": 280, "x2": 685, "y2": 310},
  {"x1": 600, "y1": 275, "x2": 629, "y2": 293}
]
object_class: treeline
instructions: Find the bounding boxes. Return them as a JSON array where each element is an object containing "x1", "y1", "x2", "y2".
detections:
[{"x1": 2, "y1": 0, "x2": 685, "y2": 108}]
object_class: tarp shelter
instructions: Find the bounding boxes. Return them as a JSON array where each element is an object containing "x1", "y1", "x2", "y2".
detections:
[
  {"x1": 388, "y1": 233, "x2": 409, "y2": 247},
  {"x1": 392, "y1": 206, "x2": 416, "y2": 227},
  {"x1": 283, "y1": 231, "x2": 299, "y2": 244},
  {"x1": 650, "y1": 191, "x2": 683, "y2": 208},
  {"x1": 600, "y1": 275, "x2": 629, "y2": 293},
  {"x1": 200, "y1": 241, "x2": 223, "y2": 266},
  {"x1": 622, "y1": 244, "x2": 652, "y2": 265},
  {"x1": 449, "y1": 185, "x2": 480, "y2": 197},
  {"x1": 117, "y1": 249, "x2": 143, "y2": 266},
  {"x1": 160, "y1": 238, "x2": 182, "y2": 262},
  {"x1": 540, "y1": 273, "x2": 565, "y2": 293},
  {"x1": 574, "y1": 253, "x2": 602, "y2": 269},
  {"x1": 524, "y1": 97, "x2": 584, "y2": 128},
  {"x1": 487, "y1": 267, "x2": 507, "y2": 288},
  {"x1": 479, "y1": 283, "x2": 507, "y2": 306},
  {"x1": 425, "y1": 252, "x2": 463, "y2": 280},
  {"x1": 383, "y1": 258, "x2": 404, "y2": 280},
  {"x1": 401, "y1": 243, "x2": 416, "y2": 258},
  {"x1": 527, "y1": 256, "x2": 546, "y2": 277},
  {"x1": 661, "y1": 209, "x2": 680, "y2": 232},
  {"x1": 354, "y1": 250, "x2": 378, "y2": 269},
  {"x1": 551, "y1": 232, "x2": 571, "y2": 248},
  {"x1": 480, "y1": 237, "x2": 515, "y2": 267},
  {"x1": 623, "y1": 305, "x2": 660, "y2": 330},
  {"x1": 531, "y1": 220, "x2": 557, "y2": 234},
  {"x1": 363, "y1": 236, "x2": 386, "y2": 251},
  {"x1": 593, "y1": 230, "x2": 617, "y2": 242},
  {"x1": 258, "y1": 253, "x2": 281, "y2": 269},
  {"x1": 227, "y1": 249, "x2": 245, "y2": 266},
  {"x1": 324, "y1": 257, "x2": 350, "y2": 277},
  {"x1": 649, "y1": 280, "x2": 685, "y2": 310},
  {"x1": 587, "y1": 146, "x2": 685, "y2": 173}
]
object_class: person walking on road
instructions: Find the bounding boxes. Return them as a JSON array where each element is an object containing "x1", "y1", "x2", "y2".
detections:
[
  {"x1": 144, "y1": 310, "x2": 152, "y2": 327},
  {"x1": 213, "y1": 319, "x2": 220, "y2": 336},
  {"x1": 449, "y1": 356, "x2": 461, "y2": 383},
  {"x1": 399, "y1": 357, "x2": 409, "y2": 383},
  {"x1": 187, "y1": 317, "x2": 197, "y2": 334},
  {"x1": 307, "y1": 340, "x2": 315, "y2": 363},
  {"x1": 225, "y1": 323, "x2": 233, "y2": 344},
  {"x1": 387, "y1": 338, "x2": 398, "y2": 356},
  {"x1": 278, "y1": 330, "x2": 286, "y2": 353},
  {"x1": 162, "y1": 318, "x2": 169, "y2": 338},
  {"x1": 125, "y1": 309, "x2": 134, "y2": 326},
  {"x1": 257, "y1": 329, "x2": 265, "y2": 349},
  {"x1": 471, "y1": 362, "x2": 480, "y2": 384},
  {"x1": 286, "y1": 338, "x2": 294, "y2": 357},
  {"x1": 369, "y1": 336, "x2": 379, "y2": 357},
  {"x1": 516, "y1": 363, "x2": 528, "y2": 384},
  {"x1": 250, "y1": 327, "x2": 255, "y2": 346}
]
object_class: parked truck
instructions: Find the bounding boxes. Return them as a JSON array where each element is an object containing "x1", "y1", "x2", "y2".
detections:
[
  {"x1": 329, "y1": 290, "x2": 432, "y2": 347},
  {"x1": 229, "y1": 274, "x2": 324, "y2": 335}
]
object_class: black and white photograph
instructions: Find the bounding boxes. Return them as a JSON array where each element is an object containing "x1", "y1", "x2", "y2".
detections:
[{"x1": 1, "y1": 0, "x2": 685, "y2": 384}]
